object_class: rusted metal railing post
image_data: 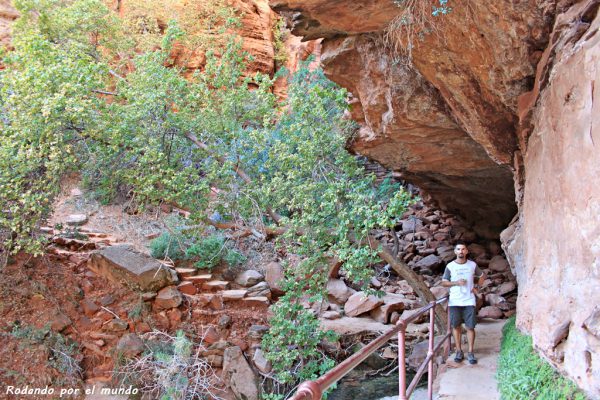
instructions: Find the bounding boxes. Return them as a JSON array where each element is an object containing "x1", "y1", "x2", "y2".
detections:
[
  {"x1": 398, "y1": 321, "x2": 407, "y2": 400},
  {"x1": 428, "y1": 304, "x2": 435, "y2": 400}
]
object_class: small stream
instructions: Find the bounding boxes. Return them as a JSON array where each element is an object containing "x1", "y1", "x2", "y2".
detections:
[{"x1": 327, "y1": 369, "x2": 425, "y2": 400}]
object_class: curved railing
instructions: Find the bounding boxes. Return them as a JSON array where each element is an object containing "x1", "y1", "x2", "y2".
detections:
[{"x1": 289, "y1": 295, "x2": 451, "y2": 400}]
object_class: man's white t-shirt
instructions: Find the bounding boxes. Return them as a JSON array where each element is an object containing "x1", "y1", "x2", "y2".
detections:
[{"x1": 443, "y1": 260, "x2": 483, "y2": 307}]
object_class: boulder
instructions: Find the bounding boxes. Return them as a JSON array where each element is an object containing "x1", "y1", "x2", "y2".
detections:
[
  {"x1": 488, "y1": 255, "x2": 510, "y2": 272},
  {"x1": 223, "y1": 346, "x2": 259, "y2": 400},
  {"x1": 66, "y1": 214, "x2": 88, "y2": 226},
  {"x1": 186, "y1": 274, "x2": 212, "y2": 286},
  {"x1": 467, "y1": 243, "x2": 487, "y2": 258},
  {"x1": 415, "y1": 254, "x2": 442, "y2": 271},
  {"x1": 322, "y1": 310, "x2": 342, "y2": 320},
  {"x1": 247, "y1": 325, "x2": 270, "y2": 341},
  {"x1": 583, "y1": 308, "x2": 600, "y2": 338},
  {"x1": 252, "y1": 348, "x2": 272, "y2": 373},
  {"x1": 430, "y1": 286, "x2": 449, "y2": 299},
  {"x1": 202, "y1": 280, "x2": 230, "y2": 291},
  {"x1": 326, "y1": 279, "x2": 354, "y2": 304},
  {"x1": 264, "y1": 262, "x2": 285, "y2": 295},
  {"x1": 246, "y1": 282, "x2": 271, "y2": 298},
  {"x1": 206, "y1": 355, "x2": 223, "y2": 368},
  {"x1": 177, "y1": 281, "x2": 197, "y2": 295},
  {"x1": 81, "y1": 299, "x2": 100, "y2": 317},
  {"x1": 203, "y1": 327, "x2": 220, "y2": 345},
  {"x1": 496, "y1": 281, "x2": 517, "y2": 296},
  {"x1": 402, "y1": 218, "x2": 423, "y2": 233},
  {"x1": 408, "y1": 336, "x2": 444, "y2": 370},
  {"x1": 320, "y1": 317, "x2": 388, "y2": 337},
  {"x1": 175, "y1": 268, "x2": 197, "y2": 279},
  {"x1": 235, "y1": 270, "x2": 264, "y2": 287},
  {"x1": 51, "y1": 314, "x2": 72, "y2": 332},
  {"x1": 485, "y1": 294, "x2": 506, "y2": 307},
  {"x1": 344, "y1": 292, "x2": 384, "y2": 317},
  {"x1": 243, "y1": 297, "x2": 270, "y2": 306},
  {"x1": 370, "y1": 294, "x2": 409, "y2": 324},
  {"x1": 88, "y1": 245, "x2": 178, "y2": 292},
  {"x1": 116, "y1": 333, "x2": 144, "y2": 358},
  {"x1": 437, "y1": 246, "x2": 456, "y2": 263},
  {"x1": 478, "y1": 306, "x2": 504, "y2": 319},
  {"x1": 155, "y1": 286, "x2": 183, "y2": 309},
  {"x1": 222, "y1": 290, "x2": 248, "y2": 301}
]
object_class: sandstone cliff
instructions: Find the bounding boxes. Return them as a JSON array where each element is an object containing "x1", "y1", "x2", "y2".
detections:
[{"x1": 270, "y1": 0, "x2": 600, "y2": 396}]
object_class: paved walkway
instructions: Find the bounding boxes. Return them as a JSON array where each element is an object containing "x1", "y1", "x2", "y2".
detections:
[
  {"x1": 435, "y1": 318, "x2": 505, "y2": 400},
  {"x1": 379, "y1": 318, "x2": 506, "y2": 400}
]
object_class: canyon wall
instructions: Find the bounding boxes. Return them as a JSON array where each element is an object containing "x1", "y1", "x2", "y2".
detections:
[
  {"x1": 270, "y1": 0, "x2": 600, "y2": 395},
  {"x1": 503, "y1": 0, "x2": 600, "y2": 395}
]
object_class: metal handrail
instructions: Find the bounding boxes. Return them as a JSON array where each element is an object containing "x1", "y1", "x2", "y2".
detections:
[{"x1": 289, "y1": 295, "x2": 450, "y2": 400}]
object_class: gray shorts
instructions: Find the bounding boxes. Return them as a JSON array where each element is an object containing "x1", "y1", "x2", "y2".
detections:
[{"x1": 449, "y1": 306, "x2": 476, "y2": 329}]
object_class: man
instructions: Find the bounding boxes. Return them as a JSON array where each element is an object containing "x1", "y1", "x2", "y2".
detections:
[{"x1": 441, "y1": 241, "x2": 486, "y2": 364}]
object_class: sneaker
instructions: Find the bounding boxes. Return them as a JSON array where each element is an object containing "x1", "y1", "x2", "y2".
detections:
[
  {"x1": 454, "y1": 350, "x2": 464, "y2": 362},
  {"x1": 467, "y1": 352, "x2": 477, "y2": 365}
]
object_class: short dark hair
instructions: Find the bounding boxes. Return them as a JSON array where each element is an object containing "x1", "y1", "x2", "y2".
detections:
[{"x1": 454, "y1": 240, "x2": 467, "y2": 248}]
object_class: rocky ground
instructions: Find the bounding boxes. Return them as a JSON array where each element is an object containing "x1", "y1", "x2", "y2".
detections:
[{"x1": 0, "y1": 181, "x2": 518, "y2": 400}]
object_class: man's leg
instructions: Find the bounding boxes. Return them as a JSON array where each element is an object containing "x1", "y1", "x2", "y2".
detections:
[
  {"x1": 453, "y1": 326, "x2": 462, "y2": 352},
  {"x1": 466, "y1": 328, "x2": 476, "y2": 353},
  {"x1": 449, "y1": 307, "x2": 464, "y2": 362},
  {"x1": 464, "y1": 306, "x2": 478, "y2": 364}
]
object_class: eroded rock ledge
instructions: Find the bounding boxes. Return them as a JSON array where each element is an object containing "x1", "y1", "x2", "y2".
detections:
[{"x1": 271, "y1": 0, "x2": 558, "y2": 237}]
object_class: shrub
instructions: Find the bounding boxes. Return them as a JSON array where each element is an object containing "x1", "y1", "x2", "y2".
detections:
[
  {"x1": 185, "y1": 234, "x2": 246, "y2": 270},
  {"x1": 115, "y1": 330, "x2": 220, "y2": 400},
  {"x1": 497, "y1": 317, "x2": 587, "y2": 400},
  {"x1": 10, "y1": 323, "x2": 83, "y2": 385},
  {"x1": 149, "y1": 232, "x2": 186, "y2": 261},
  {"x1": 185, "y1": 235, "x2": 226, "y2": 270}
]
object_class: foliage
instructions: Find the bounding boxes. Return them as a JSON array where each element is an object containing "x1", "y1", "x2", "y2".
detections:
[
  {"x1": 497, "y1": 317, "x2": 587, "y2": 400},
  {"x1": 272, "y1": 16, "x2": 288, "y2": 64},
  {"x1": 0, "y1": 0, "x2": 119, "y2": 254},
  {"x1": 116, "y1": 330, "x2": 220, "y2": 400},
  {"x1": 10, "y1": 322, "x2": 82, "y2": 385},
  {"x1": 150, "y1": 232, "x2": 187, "y2": 261},
  {"x1": 185, "y1": 234, "x2": 246, "y2": 270},
  {"x1": 258, "y1": 66, "x2": 412, "y2": 391}
]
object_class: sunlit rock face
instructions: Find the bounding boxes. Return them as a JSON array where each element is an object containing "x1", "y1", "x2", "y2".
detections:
[{"x1": 503, "y1": 1, "x2": 600, "y2": 396}]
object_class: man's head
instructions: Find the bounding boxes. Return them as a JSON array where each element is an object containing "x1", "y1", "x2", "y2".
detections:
[{"x1": 454, "y1": 241, "x2": 468, "y2": 262}]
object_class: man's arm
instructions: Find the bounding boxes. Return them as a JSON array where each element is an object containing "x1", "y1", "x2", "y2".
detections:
[
  {"x1": 472, "y1": 265, "x2": 487, "y2": 293},
  {"x1": 441, "y1": 266, "x2": 466, "y2": 287}
]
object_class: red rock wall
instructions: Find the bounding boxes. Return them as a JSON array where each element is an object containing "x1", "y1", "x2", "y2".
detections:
[
  {"x1": 502, "y1": 0, "x2": 600, "y2": 395},
  {"x1": 0, "y1": 0, "x2": 17, "y2": 48}
]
